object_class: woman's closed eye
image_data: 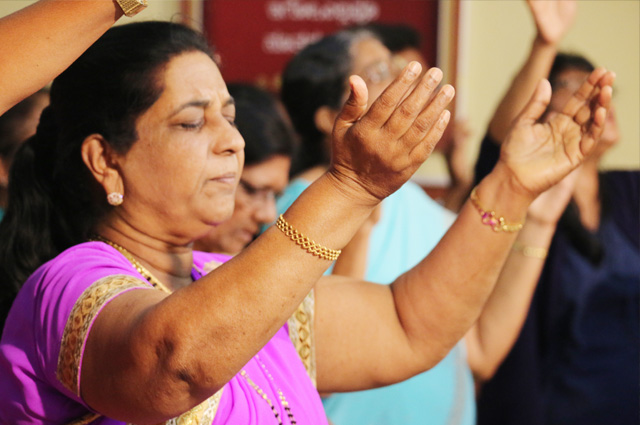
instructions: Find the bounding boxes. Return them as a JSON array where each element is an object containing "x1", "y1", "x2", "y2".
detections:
[
  {"x1": 179, "y1": 119, "x2": 204, "y2": 130},
  {"x1": 224, "y1": 115, "x2": 237, "y2": 128}
]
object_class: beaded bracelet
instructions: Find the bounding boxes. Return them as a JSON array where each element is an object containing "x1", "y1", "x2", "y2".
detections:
[
  {"x1": 512, "y1": 241, "x2": 548, "y2": 259},
  {"x1": 469, "y1": 187, "x2": 524, "y2": 233},
  {"x1": 275, "y1": 215, "x2": 342, "y2": 261}
]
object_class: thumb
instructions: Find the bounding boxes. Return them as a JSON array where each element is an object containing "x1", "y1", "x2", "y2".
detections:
[
  {"x1": 334, "y1": 75, "x2": 369, "y2": 130},
  {"x1": 515, "y1": 79, "x2": 552, "y2": 127}
]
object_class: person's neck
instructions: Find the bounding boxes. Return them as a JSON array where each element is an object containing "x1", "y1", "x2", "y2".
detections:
[
  {"x1": 572, "y1": 161, "x2": 601, "y2": 232},
  {"x1": 95, "y1": 222, "x2": 195, "y2": 292}
]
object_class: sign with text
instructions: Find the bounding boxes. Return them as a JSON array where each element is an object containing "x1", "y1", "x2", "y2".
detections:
[{"x1": 204, "y1": 0, "x2": 439, "y2": 91}]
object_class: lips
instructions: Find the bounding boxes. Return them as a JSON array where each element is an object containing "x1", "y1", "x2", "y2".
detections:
[{"x1": 209, "y1": 172, "x2": 237, "y2": 184}]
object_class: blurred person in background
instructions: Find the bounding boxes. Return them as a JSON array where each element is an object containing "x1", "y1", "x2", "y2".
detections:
[
  {"x1": 473, "y1": 1, "x2": 639, "y2": 424},
  {"x1": 0, "y1": 89, "x2": 49, "y2": 221}
]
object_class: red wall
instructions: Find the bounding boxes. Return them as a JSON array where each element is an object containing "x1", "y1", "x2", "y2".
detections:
[{"x1": 204, "y1": 0, "x2": 439, "y2": 92}]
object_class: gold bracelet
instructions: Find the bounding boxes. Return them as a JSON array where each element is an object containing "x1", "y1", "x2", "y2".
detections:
[
  {"x1": 275, "y1": 215, "x2": 341, "y2": 261},
  {"x1": 512, "y1": 241, "x2": 548, "y2": 259},
  {"x1": 469, "y1": 187, "x2": 524, "y2": 233}
]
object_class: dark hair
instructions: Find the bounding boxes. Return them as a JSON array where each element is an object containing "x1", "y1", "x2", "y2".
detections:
[
  {"x1": 548, "y1": 53, "x2": 595, "y2": 90},
  {"x1": 0, "y1": 89, "x2": 49, "y2": 164},
  {"x1": 281, "y1": 28, "x2": 375, "y2": 176},
  {"x1": 0, "y1": 21, "x2": 214, "y2": 327},
  {"x1": 227, "y1": 83, "x2": 296, "y2": 166},
  {"x1": 358, "y1": 22, "x2": 421, "y2": 53}
]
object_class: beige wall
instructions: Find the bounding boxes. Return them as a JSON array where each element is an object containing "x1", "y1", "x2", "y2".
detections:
[
  {"x1": 461, "y1": 0, "x2": 639, "y2": 173},
  {"x1": 3, "y1": 0, "x2": 637, "y2": 177}
]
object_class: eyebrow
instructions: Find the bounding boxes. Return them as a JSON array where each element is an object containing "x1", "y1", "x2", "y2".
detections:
[{"x1": 169, "y1": 97, "x2": 235, "y2": 117}]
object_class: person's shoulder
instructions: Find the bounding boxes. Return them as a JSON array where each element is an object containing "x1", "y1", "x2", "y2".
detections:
[
  {"x1": 26, "y1": 241, "x2": 149, "y2": 298},
  {"x1": 38, "y1": 241, "x2": 131, "y2": 276}
]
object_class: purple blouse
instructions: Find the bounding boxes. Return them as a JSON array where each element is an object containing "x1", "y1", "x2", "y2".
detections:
[{"x1": 0, "y1": 242, "x2": 326, "y2": 425}]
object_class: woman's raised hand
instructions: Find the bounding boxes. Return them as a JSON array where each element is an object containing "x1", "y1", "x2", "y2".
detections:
[
  {"x1": 499, "y1": 68, "x2": 615, "y2": 198},
  {"x1": 527, "y1": 0, "x2": 577, "y2": 45},
  {"x1": 328, "y1": 62, "x2": 454, "y2": 203}
]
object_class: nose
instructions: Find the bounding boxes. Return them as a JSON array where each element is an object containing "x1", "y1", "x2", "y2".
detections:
[
  {"x1": 253, "y1": 195, "x2": 277, "y2": 225},
  {"x1": 214, "y1": 117, "x2": 245, "y2": 155}
]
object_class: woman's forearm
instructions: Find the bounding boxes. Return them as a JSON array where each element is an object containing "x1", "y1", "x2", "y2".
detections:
[
  {"x1": 390, "y1": 164, "x2": 534, "y2": 367},
  {"x1": 488, "y1": 36, "x2": 558, "y2": 143},
  {"x1": 0, "y1": 0, "x2": 123, "y2": 114},
  {"x1": 464, "y1": 218, "x2": 556, "y2": 381}
]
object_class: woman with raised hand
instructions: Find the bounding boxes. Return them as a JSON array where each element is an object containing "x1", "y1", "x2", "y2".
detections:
[
  {"x1": 473, "y1": 1, "x2": 639, "y2": 424},
  {"x1": 0, "y1": 18, "x2": 612, "y2": 425},
  {"x1": 278, "y1": 26, "x2": 608, "y2": 425}
]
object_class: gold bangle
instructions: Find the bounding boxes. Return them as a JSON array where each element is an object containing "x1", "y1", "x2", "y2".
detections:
[
  {"x1": 275, "y1": 215, "x2": 341, "y2": 261},
  {"x1": 512, "y1": 241, "x2": 548, "y2": 259},
  {"x1": 469, "y1": 187, "x2": 524, "y2": 233}
]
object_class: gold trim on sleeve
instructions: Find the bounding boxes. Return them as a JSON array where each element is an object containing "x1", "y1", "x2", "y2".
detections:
[
  {"x1": 57, "y1": 274, "x2": 151, "y2": 395},
  {"x1": 287, "y1": 289, "x2": 316, "y2": 387}
]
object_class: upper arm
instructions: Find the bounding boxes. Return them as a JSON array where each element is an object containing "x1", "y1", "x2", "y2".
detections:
[{"x1": 313, "y1": 275, "x2": 439, "y2": 393}]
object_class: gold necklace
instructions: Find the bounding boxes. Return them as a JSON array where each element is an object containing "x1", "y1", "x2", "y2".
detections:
[
  {"x1": 240, "y1": 354, "x2": 297, "y2": 425},
  {"x1": 94, "y1": 236, "x2": 297, "y2": 424},
  {"x1": 92, "y1": 236, "x2": 172, "y2": 294}
]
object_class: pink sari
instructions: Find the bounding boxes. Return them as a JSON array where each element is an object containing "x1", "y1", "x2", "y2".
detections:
[{"x1": 0, "y1": 242, "x2": 326, "y2": 425}]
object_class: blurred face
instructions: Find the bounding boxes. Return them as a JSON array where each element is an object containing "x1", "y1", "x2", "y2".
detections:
[
  {"x1": 549, "y1": 68, "x2": 619, "y2": 159},
  {"x1": 195, "y1": 154, "x2": 291, "y2": 254},
  {"x1": 349, "y1": 36, "x2": 397, "y2": 107},
  {"x1": 114, "y1": 51, "x2": 245, "y2": 243},
  {"x1": 393, "y1": 47, "x2": 429, "y2": 77}
]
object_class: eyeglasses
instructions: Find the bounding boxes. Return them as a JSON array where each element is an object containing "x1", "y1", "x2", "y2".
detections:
[
  {"x1": 360, "y1": 59, "x2": 398, "y2": 86},
  {"x1": 238, "y1": 179, "x2": 277, "y2": 206}
]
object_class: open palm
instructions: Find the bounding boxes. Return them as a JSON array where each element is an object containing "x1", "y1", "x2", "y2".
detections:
[
  {"x1": 527, "y1": 0, "x2": 577, "y2": 44},
  {"x1": 500, "y1": 68, "x2": 614, "y2": 196}
]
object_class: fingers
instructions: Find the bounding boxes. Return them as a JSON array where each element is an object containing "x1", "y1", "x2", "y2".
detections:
[
  {"x1": 334, "y1": 75, "x2": 369, "y2": 130},
  {"x1": 579, "y1": 85, "x2": 612, "y2": 155},
  {"x1": 409, "y1": 109, "x2": 452, "y2": 163},
  {"x1": 382, "y1": 67, "x2": 444, "y2": 136},
  {"x1": 561, "y1": 67, "x2": 608, "y2": 117},
  {"x1": 514, "y1": 79, "x2": 552, "y2": 127},
  {"x1": 359, "y1": 61, "x2": 423, "y2": 128},
  {"x1": 400, "y1": 84, "x2": 455, "y2": 148}
]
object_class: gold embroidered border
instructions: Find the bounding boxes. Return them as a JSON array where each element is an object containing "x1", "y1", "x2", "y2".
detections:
[
  {"x1": 57, "y1": 274, "x2": 151, "y2": 395},
  {"x1": 201, "y1": 259, "x2": 223, "y2": 275},
  {"x1": 287, "y1": 289, "x2": 316, "y2": 387}
]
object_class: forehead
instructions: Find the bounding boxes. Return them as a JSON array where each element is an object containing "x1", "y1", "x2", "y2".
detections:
[
  {"x1": 242, "y1": 155, "x2": 291, "y2": 188},
  {"x1": 349, "y1": 37, "x2": 391, "y2": 73},
  {"x1": 552, "y1": 69, "x2": 590, "y2": 91},
  {"x1": 156, "y1": 51, "x2": 230, "y2": 109}
]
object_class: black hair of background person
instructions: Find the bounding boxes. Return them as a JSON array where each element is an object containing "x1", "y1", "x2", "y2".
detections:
[
  {"x1": 0, "y1": 22, "x2": 214, "y2": 332},
  {"x1": 357, "y1": 22, "x2": 422, "y2": 53},
  {"x1": 226, "y1": 83, "x2": 297, "y2": 166},
  {"x1": 281, "y1": 29, "x2": 375, "y2": 177},
  {"x1": 0, "y1": 89, "x2": 49, "y2": 164}
]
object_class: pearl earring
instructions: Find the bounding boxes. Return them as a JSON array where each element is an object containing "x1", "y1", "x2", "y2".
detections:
[{"x1": 107, "y1": 192, "x2": 123, "y2": 206}]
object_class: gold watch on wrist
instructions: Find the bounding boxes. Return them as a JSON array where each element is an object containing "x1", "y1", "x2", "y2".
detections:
[{"x1": 115, "y1": 0, "x2": 148, "y2": 17}]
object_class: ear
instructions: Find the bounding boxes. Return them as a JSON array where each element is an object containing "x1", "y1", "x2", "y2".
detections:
[
  {"x1": 314, "y1": 106, "x2": 339, "y2": 137},
  {"x1": 80, "y1": 135, "x2": 123, "y2": 197}
]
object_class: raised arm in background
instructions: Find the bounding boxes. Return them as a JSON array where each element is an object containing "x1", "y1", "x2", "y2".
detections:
[
  {"x1": 0, "y1": 0, "x2": 124, "y2": 115},
  {"x1": 488, "y1": 0, "x2": 577, "y2": 143},
  {"x1": 465, "y1": 168, "x2": 578, "y2": 381},
  {"x1": 314, "y1": 68, "x2": 614, "y2": 392}
]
